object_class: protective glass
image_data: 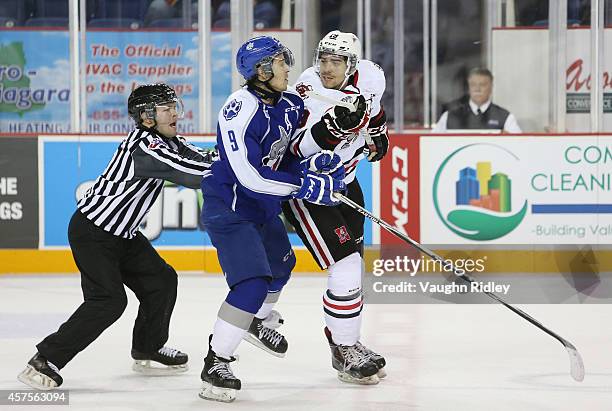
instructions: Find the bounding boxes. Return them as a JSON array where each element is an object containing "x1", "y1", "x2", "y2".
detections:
[
  {"x1": 279, "y1": 47, "x2": 295, "y2": 67},
  {"x1": 257, "y1": 47, "x2": 295, "y2": 77},
  {"x1": 313, "y1": 48, "x2": 356, "y2": 74}
]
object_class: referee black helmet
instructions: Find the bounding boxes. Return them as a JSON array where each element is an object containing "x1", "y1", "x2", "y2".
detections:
[{"x1": 128, "y1": 83, "x2": 179, "y2": 124}]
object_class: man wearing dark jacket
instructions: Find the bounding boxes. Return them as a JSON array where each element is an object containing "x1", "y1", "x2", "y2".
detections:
[{"x1": 433, "y1": 68, "x2": 522, "y2": 133}]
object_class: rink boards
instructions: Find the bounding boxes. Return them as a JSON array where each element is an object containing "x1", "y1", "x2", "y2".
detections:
[{"x1": 1, "y1": 133, "x2": 611, "y2": 274}]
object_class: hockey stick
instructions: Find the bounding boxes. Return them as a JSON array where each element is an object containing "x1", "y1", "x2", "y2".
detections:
[
  {"x1": 304, "y1": 89, "x2": 357, "y2": 112},
  {"x1": 333, "y1": 192, "x2": 585, "y2": 382}
]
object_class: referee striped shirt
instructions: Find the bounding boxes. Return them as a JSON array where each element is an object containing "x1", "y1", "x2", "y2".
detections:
[{"x1": 77, "y1": 127, "x2": 214, "y2": 239}]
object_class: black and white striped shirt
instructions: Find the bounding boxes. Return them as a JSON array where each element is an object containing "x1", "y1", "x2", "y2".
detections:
[{"x1": 77, "y1": 127, "x2": 214, "y2": 239}]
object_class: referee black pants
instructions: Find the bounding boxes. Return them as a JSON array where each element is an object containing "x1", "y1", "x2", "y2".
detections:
[{"x1": 36, "y1": 211, "x2": 178, "y2": 369}]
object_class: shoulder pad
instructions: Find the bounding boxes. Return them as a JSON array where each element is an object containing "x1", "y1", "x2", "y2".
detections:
[
  {"x1": 355, "y1": 60, "x2": 386, "y2": 95},
  {"x1": 219, "y1": 89, "x2": 258, "y2": 122}
]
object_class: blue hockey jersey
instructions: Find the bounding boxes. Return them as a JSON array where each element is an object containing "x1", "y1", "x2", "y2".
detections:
[{"x1": 202, "y1": 87, "x2": 305, "y2": 223}]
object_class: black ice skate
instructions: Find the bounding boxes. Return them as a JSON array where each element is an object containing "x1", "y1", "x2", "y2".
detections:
[
  {"x1": 17, "y1": 352, "x2": 63, "y2": 390},
  {"x1": 324, "y1": 327, "x2": 379, "y2": 385},
  {"x1": 131, "y1": 346, "x2": 189, "y2": 375},
  {"x1": 199, "y1": 337, "x2": 241, "y2": 403},
  {"x1": 355, "y1": 341, "x2": 387, "y2": 378},
  {"x1": 243, "y1": 316, "x2": 288, "y2": 357}
]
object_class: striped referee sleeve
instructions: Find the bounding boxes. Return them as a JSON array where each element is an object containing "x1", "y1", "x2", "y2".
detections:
[{"x1": 77, "y1": 128, "x2": 213, "y2": 238}]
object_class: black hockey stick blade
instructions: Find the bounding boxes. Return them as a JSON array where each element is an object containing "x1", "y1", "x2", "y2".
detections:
[{"x1": 333, "y1": 193, "x2": 585, "y2": 382}]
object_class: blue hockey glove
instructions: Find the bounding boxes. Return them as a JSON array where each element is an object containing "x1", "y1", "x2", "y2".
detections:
[
  {"x1": 293, "y1": 170, "x2": 345, "y2": 206},
  {"x1": 301, "y1": 150, "x2": 345, "y2": 180}
]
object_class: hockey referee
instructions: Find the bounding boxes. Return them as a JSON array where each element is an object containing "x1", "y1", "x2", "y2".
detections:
[{"x1": 18, "y1": 83, "x2": 215, "y2": 390}]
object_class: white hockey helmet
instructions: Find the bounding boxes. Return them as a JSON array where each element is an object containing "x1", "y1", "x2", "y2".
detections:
[{"x1": 313, "y1": 30, "x2": 362, "y2": 81}]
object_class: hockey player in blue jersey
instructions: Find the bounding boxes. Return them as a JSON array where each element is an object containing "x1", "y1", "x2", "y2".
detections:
[{"x1": 197, "y1": 36, "x2": 367, "y2": 403}]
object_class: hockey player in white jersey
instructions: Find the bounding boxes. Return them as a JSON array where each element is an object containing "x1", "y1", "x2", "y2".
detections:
[{"x1": 282, "y1": 30, "x2": 389, "y2": 385}]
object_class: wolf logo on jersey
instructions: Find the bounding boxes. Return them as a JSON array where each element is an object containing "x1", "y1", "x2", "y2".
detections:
[
  {"x1": 263, "y1": 126, "x2": 291, "y2": 170},
  {"x1": 223, "y1": 99, "x2": 243, "y2": 121}
]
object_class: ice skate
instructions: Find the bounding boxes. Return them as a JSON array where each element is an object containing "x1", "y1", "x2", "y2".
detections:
[
  {"x1": 324, "y1": 327, "x2": 379, "y2": 385},
  {"x1": 199, "y1": 338, "x2": 241, "y2": 403},
  {"x1": 355, "y1": 341, "x2": 387, "y2": 378},
  {"x1": 261, "y1": 309, "x2": 284, "y2": 329},
  {"x1": 131, "y1": 346, "x2": 188, "y2": 375},
  {"x1": 17, "y1": 352, "x2": 63, "y2": 390},
  {"x1": 243, "y1": 316, "x2": 288, "y2": 357}
]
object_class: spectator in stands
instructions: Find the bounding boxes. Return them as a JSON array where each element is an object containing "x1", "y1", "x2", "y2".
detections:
[
  {"x1": 433, "y1": 67, "x2": 522, "y2": 133},
  {"x1": 515, "y1": 0, "x2": 594, "y2": 26},
  {"x1": 212, "y1": 0, "x2": 281, "y2": 29},
  {"x1": 144, "y1": 0, "x2": 198, "y2": 26}
]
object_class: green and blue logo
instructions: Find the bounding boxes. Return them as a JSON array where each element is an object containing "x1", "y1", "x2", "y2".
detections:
[{"x1": 433, "y1": 143, "x2": 528, "y2": 241}]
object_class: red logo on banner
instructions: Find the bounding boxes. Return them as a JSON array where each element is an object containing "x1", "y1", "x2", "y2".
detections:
[
  {"x1": 334, "y1": 226, "x2": 351, "y2": 244},
  {"x1": 379, "y1": 134, "x2": 420, "y2": 244}
]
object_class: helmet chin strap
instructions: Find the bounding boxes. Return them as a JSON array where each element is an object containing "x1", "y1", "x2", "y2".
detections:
[
  {"x1": 140, "y1": 112, "x2": 164, "y2": 136},
  {"x1": 248, "y1": 71, "x2": 281, "y2": 102},
  {"x1": 339, "y1": 64, "x2": 356, "y2": 89}
]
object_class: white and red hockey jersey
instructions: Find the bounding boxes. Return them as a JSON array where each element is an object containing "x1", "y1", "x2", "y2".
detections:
[{"x1": 290, "y1": 59, "x2": 386, "y2": 184}]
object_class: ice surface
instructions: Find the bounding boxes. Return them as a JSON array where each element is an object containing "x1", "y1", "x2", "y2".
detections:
[{"x1": 1, "y1": 275, "x2": 611, "y2": 410}]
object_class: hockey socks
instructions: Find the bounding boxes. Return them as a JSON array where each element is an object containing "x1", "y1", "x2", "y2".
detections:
[
  {"x1": 324, "y1": 252, "x2": 363, "y2": 345},
  {"x1": 212, "y1": 277, "x2": 268, "y2": 358},
  {"x1": 323, "y1": 289, "x2": 363, "y2": 345},
  {"x1": 247, "y1": 288, "x2": 289, "y2": 357},
  {"x1": 255, "y1": 273, "x2": 289, "y2": 320}
]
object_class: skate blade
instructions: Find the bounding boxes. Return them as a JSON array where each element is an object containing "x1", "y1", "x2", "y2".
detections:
[
  {"x1": 132, "y1": 360, "x2": 189, "y2": 376},
  {"x1": 242, "y1": 333, "x2": 286, "y2": 358},
  {"x1": 337, "y1": 371, "x2": 380, "y2": 385},
  {"x1": 377, "y1": 367, "x2": 387, "y2": 379},
  {"x1": 17, "y1": 366, "x2": 59, "y2": 391},
  {"x1": 198, "y1": 381, "x2": 237, "y2": 403}
]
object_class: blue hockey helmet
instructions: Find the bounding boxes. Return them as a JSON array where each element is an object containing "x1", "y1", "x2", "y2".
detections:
[{"x1": 236, "y1": 36, "x2": 294, "y2": 80}]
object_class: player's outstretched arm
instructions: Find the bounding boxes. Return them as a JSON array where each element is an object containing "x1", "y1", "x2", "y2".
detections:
[
  {"x1": 290, "y1": 96, "x2": 370, "y2": 157},
  {"x1": 313, "y1": 95, "x2": 370, "y2": 141},
  {"x1": 133, "y1": 131, "x2": 214, "y2": 189},
  {"x1": 176, "y1": 136, "x2": 219, "y2": 163}
]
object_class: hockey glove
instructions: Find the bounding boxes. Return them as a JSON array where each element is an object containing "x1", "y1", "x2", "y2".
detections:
[
  {"x1": 363, "y1": 125, "x2": 389, "y2": 162},
  {"x1": 363, "y1": 108, "x2": 389, "y2": 162},
  {"x1": 300, "y1": 150, "x2": 345, "y2": 180},
  {"x1": 320, "y1": 95, "x2": 370, "y2": 139},
  {"x1": 293, "y1": 170, "x2": 345, "y2": 206}
]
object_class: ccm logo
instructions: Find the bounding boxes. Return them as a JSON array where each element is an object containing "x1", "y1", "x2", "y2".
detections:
[{"x1": 391, "y1": 146, "x2": 409, "y2": 235}]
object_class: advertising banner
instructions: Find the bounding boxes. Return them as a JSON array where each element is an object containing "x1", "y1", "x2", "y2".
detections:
[
  {"x1": 492, "y1": 28, "x2": 612, "y2": 132},
  {"x1": 40, "y1": 135, "x2": 372, "y2": 248},
  {"x1": 420, "y1": 135, "x2": 612, "y2": 244},
  {"x1": 379, "y1": 134, "x2": 420, "y2": 244},
  {"x1": 42, "y1": 136, "x2": 216, "y2": 248},
  {"x1": 564, "y1": 29, "x2": 612, "y2": 131},
  {"x1": 0, "y1": 138, "x2": 39, "y2": 248},
  {"x1": 86, "y1": 31, "x2": 203, "y2": 134},
  {"x1": 0, "y1": 31, "x2": 71, "y2": 133}
]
